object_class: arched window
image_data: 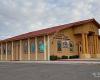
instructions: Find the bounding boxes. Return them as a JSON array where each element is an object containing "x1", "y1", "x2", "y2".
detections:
[{"x1": 57, "y1": 40, "x2": 62, "y2": 51}]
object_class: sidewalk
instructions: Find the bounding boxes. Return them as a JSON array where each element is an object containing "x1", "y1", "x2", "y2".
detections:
[{"x1": 0, "y1": 59, "x2": 100, "y2": 64}]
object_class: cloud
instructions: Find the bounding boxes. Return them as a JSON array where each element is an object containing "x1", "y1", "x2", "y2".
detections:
[{"x1": 0, "y1": 0, "x2": 100, "y2": 39}]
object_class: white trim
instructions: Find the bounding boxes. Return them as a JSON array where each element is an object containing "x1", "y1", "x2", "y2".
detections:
[
  {"x1": 1, "y1": 43, "x2": 2, "y2": 60},
  {"x1": 47, "y1": 35, "x2": 50, "y2": 60},
  {"x1": 12, "y1": 41, "x2": 13, "y2": 60},
  {"x1": 35, "y1": 37, "x2": 38, "y2": 60},
  {"x1": 20, "y1": 40, "x2": 22, "y2": 60},
  {"x1": 44, "y1": 35, "x2": 46, "y2": 60},
  {"x1": 6, "y1": 42, "x2": 7, "y2": 61},
  {"x1": 28, "y1": 38, "x2": 30, "y2": 60}
]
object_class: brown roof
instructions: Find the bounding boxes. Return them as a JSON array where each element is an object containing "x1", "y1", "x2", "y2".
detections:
[{"x1": 1, "y1": 18, "x2": 100, "y2": 42}]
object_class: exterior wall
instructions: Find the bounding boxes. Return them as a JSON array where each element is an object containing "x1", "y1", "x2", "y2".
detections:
[
  {"x1": 50, "y1": 28, "x2": 78, "y2": 57},
  {"x1": 49, "y1": 22, "x2": 100, "y2": 59}
]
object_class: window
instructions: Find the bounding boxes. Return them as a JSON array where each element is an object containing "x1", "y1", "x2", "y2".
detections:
[
  {"x1": 57, "y1": 40, "x2": 62, "y2": 51},
  {"x1": 3, "y1": 45, "x2": 6, "y2": 55},
  {"x1": 7, "y1": 44, "x2": 11, "y2": 55},
  {"x1": 63, "y1": 41, "x2": 69, "y2": 48},
  {"x1": 39, "y1": 40, "x2": 44, "y2": 53},
  {"x1": 23, "y1": 41, "x2": 28, "y2": 54},
  {"x1": 30, "y1": 42, "x2": 35, "y2": 53},
  {"x1": 69, "y1": 41, "x2": 74, "y2": 52}
]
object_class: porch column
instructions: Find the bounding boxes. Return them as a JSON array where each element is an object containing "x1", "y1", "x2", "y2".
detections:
[
  {"x1": 44, "y1": 35, "x2": 46, "y2": 60},
  {"x1": 1, "y1": 43, "x2": 2, "y2": 60},
  {"x1": 96, "y1": 35, "x2": 99, "y2": 53},
  {"x1": 47, "y1": 35, "x2": 50, "y2": 60},
  {"x1": 95, "y1": 35, "x2": 100, "y2": 58},
  {"x1": 11, "y1": 41, "x2": 14, "y2": 61},
  {"x1": 35, "y1": 37, "x2": 38, "y2": 60},
  {"x1": 28, "y1": 38, "x2": 30, "y2": 60},
  {"x1": 85, "y1": 34, "x2": 89, "y2": 54},
  {"x1": 93, "y1": 35, "x2": 97, "y2": 54},
  {"x1": 6, "y1": 42, "x2": 7, "y2": 61},
  {"x1": 82, "y1": 33, "x2": 86, "y2": 54},
  {"x1": 19, "y1": 40, "x2": 22, "y2": 60}
]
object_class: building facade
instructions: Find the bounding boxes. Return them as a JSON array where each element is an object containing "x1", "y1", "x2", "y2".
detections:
[{"x1": 0, "y1": 19, "x2": 100, "y2": 61}]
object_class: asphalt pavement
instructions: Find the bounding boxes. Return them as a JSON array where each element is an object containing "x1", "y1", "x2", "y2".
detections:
[{"x1": 0, "y1": 62, "x2": 100, "y2": 80}]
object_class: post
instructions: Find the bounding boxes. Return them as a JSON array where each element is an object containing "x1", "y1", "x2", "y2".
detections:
[
  {"x1": 47, "y1": 35, "x2": 50, "y2": 60},
  {"x1": 44, "y1": 35, "x2": 46, "y2": 60},
  {"x1": 85, "y1": 34, "x2": 89, "y2": 54},
  {"x1": 12, "y1": 41, "x2": 14, "y2": 61},
  {"x1": 20, "y1": 40, "x2": 22, "y2": 60},
  {"x1": 94, "y1": 35, "x2": 97, "y2": 54},
  {"x1": 82, "y1": 33, "x2": 86, "y2": 54},
  {"x1": 6, "y1": 42, "x2": 7, "y2": 61},
  {"x1": 28, "y1": 38, "x2": 30, "y2": 60},
  {"x1": 35, "y1": 37, "x2": 38, "y2": 60},
  {"x1": 96, "y1": 35, "x2": 99, "y2": 54}
]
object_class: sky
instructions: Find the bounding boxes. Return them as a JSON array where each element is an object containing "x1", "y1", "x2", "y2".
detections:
[{"x1": 0, "y1": 0, "x2": 100, "y2": 40}]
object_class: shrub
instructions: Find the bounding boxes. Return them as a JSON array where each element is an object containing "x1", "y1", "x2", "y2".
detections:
[
  {"x1": 61, "y1": 55, "x2": 68, "y2": 59},
  {"x1": 69, "y1": 55, "x2": 79, "y2": 59},
  {"x1": 50, "y1": 55, "x2": 58, "y2": 60}
]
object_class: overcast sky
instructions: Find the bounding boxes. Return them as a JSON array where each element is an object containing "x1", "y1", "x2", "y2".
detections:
[{"x1": 0, "y1": 0, "x2": 100, "y2": 39}]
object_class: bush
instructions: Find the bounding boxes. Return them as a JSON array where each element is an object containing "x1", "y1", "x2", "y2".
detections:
[
  {"x1": 69, "y1": 55, "x2": 79, "y2": 59},
  {"x1": 61, "y1": 55, "x2": 68, "y2": 59},
  {"x1": 50, "y1": 55, "x2": 58, "y2": 60}
]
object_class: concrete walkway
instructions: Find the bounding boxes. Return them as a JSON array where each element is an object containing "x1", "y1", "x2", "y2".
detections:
[{"x1": 0, "y1": 59, "x2": 100, "y2": 64}]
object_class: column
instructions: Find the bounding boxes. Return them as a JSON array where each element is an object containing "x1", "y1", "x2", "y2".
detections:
[
  {"x1": 6, "y1": 42, "x2": 7, "y2": 61},
  {"x1": 47, "y1": 35, "x2": 50, "y2": 61},
  {"x1": 35, "y1": 37, "x2": 38, "y2": 60},
  {"x1": 1, "y1": 43, "x2": 2, "y2": 60},
  {"x1": 96, "y1": 35, "x2": 99, "y2": 54},
  {"x1": 28, "y1": 38, "x2": 30, "y2": 60},
  {"x1": 85, "y1": 34, "x2": 89, "y2": 54},
  {"x1": 11, "y1": 41, "x2": 14, "y2": 61},
  {"x1": 82, "y1": 33, "x2": 86, "y2": 54},
  {"x1": 19, "y1": 40, "x2": 22, "y2": 60},
  {"x1": 44, "y1": 35, "x2": 46, "y2": 60},
  {"x1": 93, "y1": 35, "x2": 97, "y2": 54}
]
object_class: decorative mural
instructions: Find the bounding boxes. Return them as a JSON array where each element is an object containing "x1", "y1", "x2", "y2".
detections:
[
  {"x1": 55, "y1": 33, "x2": 74, "y2": 51},
  {"x1": 39, "y1": 40, "x2": 44, "y2": 53}
]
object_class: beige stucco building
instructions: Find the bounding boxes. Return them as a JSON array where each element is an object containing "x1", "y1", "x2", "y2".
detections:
[{"x1": 0, "y1": 19, "x2": 100, "y2": 61}]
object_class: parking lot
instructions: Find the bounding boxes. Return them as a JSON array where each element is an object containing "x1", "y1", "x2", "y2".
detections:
[{"x1": 0, "y1": 62, "x2": 100, "y2": 80}]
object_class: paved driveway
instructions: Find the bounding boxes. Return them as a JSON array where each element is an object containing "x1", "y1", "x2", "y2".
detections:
[{"x1": 0, "y1": 62, "x2": 100, "y2": 80}]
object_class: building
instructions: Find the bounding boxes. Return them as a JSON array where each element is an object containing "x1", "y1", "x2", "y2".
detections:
[{"x1": 0, "y1": 19, "x2": 100, "y2": 61}]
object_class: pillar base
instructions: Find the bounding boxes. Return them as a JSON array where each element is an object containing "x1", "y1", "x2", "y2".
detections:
[
  {"x1": 95, "y1": 54, "x2": 100, "y2": 59},
  {"x1": 80, "y1": 54, "x2": 91, "y2": 59}
]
